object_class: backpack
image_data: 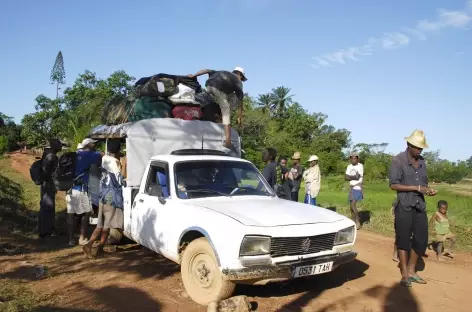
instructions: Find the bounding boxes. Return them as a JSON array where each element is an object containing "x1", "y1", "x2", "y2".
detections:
[
  {"x1": 30, "y1": 159, "x2": 43, "y2": 185},
  {"x1": 52, "y1": 152, "x2": 78, "y2": 191},
  {"x1": 137, "y1": 75, "x2": 177, "y2": 98},
  {"x1": 128, "y1": 97, "x2": 172, "y2": 122}
]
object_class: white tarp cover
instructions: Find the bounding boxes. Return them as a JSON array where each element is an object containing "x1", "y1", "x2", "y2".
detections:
[{"x1": 89, "y1": 118, "x2": 241, "y2": 186}]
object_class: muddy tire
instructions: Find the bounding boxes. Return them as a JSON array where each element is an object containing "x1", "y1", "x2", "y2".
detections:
[{"x1": 181, "y1": 237, "x2": 236, "y2": 305}]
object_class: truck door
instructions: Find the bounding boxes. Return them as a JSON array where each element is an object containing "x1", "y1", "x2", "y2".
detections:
[{"x1": 131, "y1": 162, "x2": 170, "y2": 253}]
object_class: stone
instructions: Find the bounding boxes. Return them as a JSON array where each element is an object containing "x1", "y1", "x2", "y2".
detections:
[{"x1": 207, "y1": 296, "x2": 252, "y2": 312}]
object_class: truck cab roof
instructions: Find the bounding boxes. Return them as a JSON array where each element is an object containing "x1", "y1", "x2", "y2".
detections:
[{"x1": 149, "y1": 154, "x2": 251, "y2": 164}]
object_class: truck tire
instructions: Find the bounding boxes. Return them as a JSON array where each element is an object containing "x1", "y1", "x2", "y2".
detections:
[{"x1": 181, "y1": 237, "x2": 236, "y2": 305}]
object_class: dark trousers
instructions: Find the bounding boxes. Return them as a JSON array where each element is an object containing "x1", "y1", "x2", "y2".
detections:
[
  {"x1": 291, "y1": 191, "x2": 299, "y2": 202},
  {"x1": 39, "y1": 182, "x2": 56, "y2": 237},
  {"x1": 394, "y1": 205, "x2": 428, "y2": 256}
]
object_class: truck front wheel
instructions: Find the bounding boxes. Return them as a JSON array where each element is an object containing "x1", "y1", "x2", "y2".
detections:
[{"x1": 181, "y1": 237, "x2": 236, "y2": 305}]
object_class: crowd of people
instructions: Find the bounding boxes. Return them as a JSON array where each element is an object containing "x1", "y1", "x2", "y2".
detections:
[
  {"x1": 259, "y1": 129, "x2": 456, "y2": 287},
  {"x1": 259, "y1": 147, "x2": 364, "y2": 229},
  {"x1": 38, "y1": 137, "x2": 126, "y2": 259}
]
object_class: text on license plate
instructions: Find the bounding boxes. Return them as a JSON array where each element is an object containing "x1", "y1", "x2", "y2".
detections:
[{"x1": 293, "y1": 261, "x2": 333, "y2": 278}]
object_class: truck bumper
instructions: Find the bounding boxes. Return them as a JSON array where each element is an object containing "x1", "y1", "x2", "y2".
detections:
[{"x1": 222, "y1": 251, "x2": 357, "y2": 281}]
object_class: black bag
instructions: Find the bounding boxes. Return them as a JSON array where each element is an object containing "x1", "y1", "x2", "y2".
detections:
[
  {"x1": 135, "y1": 74, "x2": 202, "y2": 93},
  {"x1": 53, "y1": 152, "x2": 77, "y2": 191},
  {"x1": 137, "y1": 75, "x2": 177, "y2": 97},
  {"x1": 196, "y1": 90, "x2": 222, "y2": 122},
  {"x1": 30, "y1": 159, "x2": 43, "y2": 185}
]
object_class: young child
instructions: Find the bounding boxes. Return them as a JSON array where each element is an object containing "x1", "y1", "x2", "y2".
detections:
[
  {"x1": 429, "y1": 200, "x2": 456, "y2": 260},
  {"x1": 391, "y1": 199, "x2": 399, "y2": 262}
]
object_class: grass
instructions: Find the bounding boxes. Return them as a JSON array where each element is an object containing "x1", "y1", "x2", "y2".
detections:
[
  {"x1": 307, "y1": 177, "x2": 472, "y2": 251},
  {"x1": 0, "y1": 280, "x2": 53, "y2": 312},
  {"x1": 0, "y1": 157, "x2": 66, "y2": 233}
]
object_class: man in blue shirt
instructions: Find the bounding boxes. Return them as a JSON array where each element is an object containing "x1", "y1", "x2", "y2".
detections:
[{"x1": 66, "y1": 138, "x2": 102, "y2": 246}]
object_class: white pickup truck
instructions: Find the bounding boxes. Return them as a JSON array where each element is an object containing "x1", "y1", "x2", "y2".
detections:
[{"x1": 89, "y1": 119, "x2": 357, "y2": 306}]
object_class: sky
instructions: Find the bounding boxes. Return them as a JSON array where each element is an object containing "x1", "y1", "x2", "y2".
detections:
[{"x1": 0, "y1": 0, "x2": 471, "y2": 160}]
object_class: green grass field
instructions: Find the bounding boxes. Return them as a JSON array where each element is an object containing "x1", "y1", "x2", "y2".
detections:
[{"x1": 308, "y1": 178, "x2": 472, "y2": 251}]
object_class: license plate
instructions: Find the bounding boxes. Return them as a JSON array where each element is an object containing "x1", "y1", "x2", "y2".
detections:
[{"x1": 293, "y1": 261, "x2": 333, "y2": 278}]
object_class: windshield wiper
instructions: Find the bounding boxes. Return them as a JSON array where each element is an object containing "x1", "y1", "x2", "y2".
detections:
[{"x1": 186, "y1": 189, "x2": 230, "y2": 197}]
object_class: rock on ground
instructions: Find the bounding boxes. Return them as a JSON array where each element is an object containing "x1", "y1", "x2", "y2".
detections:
[{"x1": 207, "y1": 295, "x2": 252, "y2": 312}]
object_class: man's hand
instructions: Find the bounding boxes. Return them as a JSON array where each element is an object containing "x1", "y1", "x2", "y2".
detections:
[
  {"x1": 187, "y1": 74, "x2": 194, "y2": 78},
  {"x1": 418, "y1": 186, "x2": 437, "y2": 196}
]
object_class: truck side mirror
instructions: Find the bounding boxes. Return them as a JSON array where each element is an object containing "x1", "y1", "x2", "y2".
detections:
[{"x1": 148, "y1": 184, "x2": 167, "y2": 205}]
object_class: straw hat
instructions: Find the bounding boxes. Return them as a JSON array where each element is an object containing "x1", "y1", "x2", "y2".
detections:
[
  {"x1": 405, "y1": 129, "x2": 429, "y2": 149},
  {"x1": 308, "y1": 155, "x2": 319, "y2": 162},
  {"x1": 292, "y1": 151, "x2": 301, "y2": 160}
]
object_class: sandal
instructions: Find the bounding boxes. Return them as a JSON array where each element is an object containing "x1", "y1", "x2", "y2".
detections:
[
  {"x1": 400, "y1": 279, "x2": 412, "y2": 287},
  {"x1": 408, "y1": 275, "x2": 427, "y2": 284}
]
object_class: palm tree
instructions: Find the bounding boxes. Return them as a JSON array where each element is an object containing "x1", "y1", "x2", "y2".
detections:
[
  {"x1": 270, "y1": 86, "x2": 294, "y2": 116},
  {"x1": 257, "y1": 93, "x2": 274, "y2": 114}
]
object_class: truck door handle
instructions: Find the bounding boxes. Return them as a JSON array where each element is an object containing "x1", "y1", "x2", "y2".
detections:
[{"x1": 138, "y1": 199, "x2": 144, "y2": 203}]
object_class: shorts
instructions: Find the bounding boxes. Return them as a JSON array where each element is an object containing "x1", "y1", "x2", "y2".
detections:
[
  {"x1": 207, "y1": 86, "x2": 238, "y2": 125},
  {"x1": 394, "y1": 205, "x2": 428, "y2": 255},
  {"x1": 97, "y1": 203, "x2": 124, "y2": 229},
  {"x1": 436, "y1": 232, "x2": 455, "y2": 243},
  {"x1": 66, "y1": 189, "x2": 92, "y2": 215},
  {"x1": 349, "y1": 189, "x2": 363, "y2": 202}
]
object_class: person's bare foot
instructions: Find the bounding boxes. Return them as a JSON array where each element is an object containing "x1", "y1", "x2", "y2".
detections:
[
  {"x1": 392, "y1": 254, "x2": 399, "y2": 262},
  {"x1": 82, "y1": 245, "x2": 93, "y2": 259}
]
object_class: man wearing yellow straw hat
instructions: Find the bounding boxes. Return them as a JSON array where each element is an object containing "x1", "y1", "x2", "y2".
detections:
[{"x1": 389, "y1": 129, "x2": 437, "y2": 288}]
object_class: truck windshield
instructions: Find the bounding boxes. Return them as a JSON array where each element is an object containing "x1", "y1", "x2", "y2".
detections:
[{"x1": 174, "y1": 160, "x2": 275, "y2": 199}]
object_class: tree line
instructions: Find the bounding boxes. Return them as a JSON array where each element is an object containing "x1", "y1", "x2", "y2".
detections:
[{"x1": 1, "y1": 69, "x2": 471, "y2": 184}]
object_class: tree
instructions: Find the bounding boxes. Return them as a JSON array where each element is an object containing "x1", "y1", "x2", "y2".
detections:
[
  {"x1": 0, "y1": 113, "x2": 22, "y2": 151},
  {"x1": 256, "y1": 93, "x2": 273, "y2": 114},
  {"x1": 21, "y1": 95, "x2": 63, "y2": 146},
  {"x1": 270, "y1": 86, "x2": 294, "y2": 116},
  {"x1": 50, "y1": 51, "x2": 66, "y2": 99}
]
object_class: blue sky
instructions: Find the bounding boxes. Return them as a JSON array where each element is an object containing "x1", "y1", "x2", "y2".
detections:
[{"x1": 0, "y1": 0, "x2": 471, "y2": 160}]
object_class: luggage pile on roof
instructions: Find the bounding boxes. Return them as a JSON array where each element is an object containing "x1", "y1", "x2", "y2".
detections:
[{"x1": 101, "y1": 73, "x2": 222, "y2": 126}]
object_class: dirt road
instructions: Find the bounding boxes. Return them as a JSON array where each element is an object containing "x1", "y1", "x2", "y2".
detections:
[{"x1": 1, "y1": 153, "x2": 471, "y2": 311}]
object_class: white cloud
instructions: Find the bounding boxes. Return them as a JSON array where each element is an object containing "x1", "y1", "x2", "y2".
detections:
[
  {"x1": 312, "y1": 57, "x2": 332, "y2": 67},
  {"x1": 382, "y1": 32, "x2": 410, "y2": 49},
  {"x1": 311, "y1": 0, "x2": 472, "y2": 68},
  {"x1": 417, "y1": 9, "x2": 472, "y2": 32}
]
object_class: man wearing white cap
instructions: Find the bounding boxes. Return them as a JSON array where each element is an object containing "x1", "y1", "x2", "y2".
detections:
[
  {"x1": 66, "y1": 138, "x2": 102, "y2": 246},
  {"x1": 303, "y1": 155, "x2": 321, "y2": 206},
  {"x1": 188, "y1": 67, "x2": 247, "y2": 149},
  {"x1": 389, "y1": 129, "x2": 437, "y2": 287}
]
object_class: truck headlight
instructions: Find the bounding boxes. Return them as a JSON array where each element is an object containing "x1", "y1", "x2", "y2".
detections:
[
  {"x1": 334, "y1": 226, "x2": 355, "y2": 245},
  {"x1": 239, "y1": 236, "x2": 271, "y2": 256}
]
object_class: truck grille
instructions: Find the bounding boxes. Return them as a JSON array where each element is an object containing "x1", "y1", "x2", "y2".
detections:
[{"x1": 270, "y1": 233, "x2": 336, "y2": 258}]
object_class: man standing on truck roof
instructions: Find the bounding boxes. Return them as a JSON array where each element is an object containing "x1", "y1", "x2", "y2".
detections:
[{"x1": 188, "y1": 67, "x2": 247, "y2": 149}]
